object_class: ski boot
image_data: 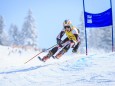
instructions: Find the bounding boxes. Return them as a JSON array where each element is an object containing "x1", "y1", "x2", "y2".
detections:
[
  {"x1": 41, "y1": 51, "x2": 53, "y2": 62},
  {"x1": 40, "y1": 47, "x2": 59, "y2": 62}
]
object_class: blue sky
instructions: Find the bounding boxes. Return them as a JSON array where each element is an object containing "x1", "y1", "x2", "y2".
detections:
[{"x1": 0, "y1": 0, "x2": 115, "y2": 49}]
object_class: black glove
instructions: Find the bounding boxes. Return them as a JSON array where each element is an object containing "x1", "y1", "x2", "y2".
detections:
[
  {"x1": 57, "y1": 38, "x2": 61, "y2": 44},
  {"x1": 57, "y1": 38, "x2": 63, "y2": 47}
]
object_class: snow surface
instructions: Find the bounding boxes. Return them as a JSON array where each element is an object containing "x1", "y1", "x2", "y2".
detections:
[{"x1": 0, "y1": 45, "x2": 115, "y2": 86}]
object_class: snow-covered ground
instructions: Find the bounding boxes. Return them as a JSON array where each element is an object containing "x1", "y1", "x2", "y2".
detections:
[{"x1": 0, "y1": 45, "x2": 115, "y2": 86}]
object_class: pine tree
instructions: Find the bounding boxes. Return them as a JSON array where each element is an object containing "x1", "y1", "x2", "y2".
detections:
[
  {"x1": 0, "y1": 15, "x2": 8, "y2": 45},
  {"x1": 88, "y1": 28, "x2": 100, "y2": 48},
  {"x1": 0, "y1": 16, "x2": 4, "y2": 34},
  {"x1": 77, "y1": 12, "x2": 85, "y2": 53},
  {"x1": 88, "y1": 26, "x2": 112, "y2": 52},
  {"x1": 8, "y1": 24, "x2": 20, "y2": 46},
  {"x1": 99, "y1": 26, "x2": 112, "y2": 51},
  {"x1": 21, "y1": 9, "x2": 38, "y2": 48}
]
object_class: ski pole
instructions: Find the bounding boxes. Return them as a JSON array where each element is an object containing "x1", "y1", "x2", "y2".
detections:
[{"x1": 24, "y1": 44, "x2": 57, "y2": 64}]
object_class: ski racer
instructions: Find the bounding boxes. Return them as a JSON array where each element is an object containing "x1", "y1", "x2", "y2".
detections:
[{"x1": 40, "y1": 19, "x2": 81, "y2": 62}]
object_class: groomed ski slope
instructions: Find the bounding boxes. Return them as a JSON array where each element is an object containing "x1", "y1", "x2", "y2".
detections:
[{"x1": 0, "y1": 45, "x2": 115, "y2": 86}]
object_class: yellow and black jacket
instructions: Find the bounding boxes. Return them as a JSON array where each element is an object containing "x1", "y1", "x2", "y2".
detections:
[{"x1": 57, "y1": 26, "x2": 79, "y2": 42}]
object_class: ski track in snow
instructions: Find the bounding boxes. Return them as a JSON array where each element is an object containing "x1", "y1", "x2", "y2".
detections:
[{"x1": 0, "y1": 46, "x2": 115, "y2": 86}]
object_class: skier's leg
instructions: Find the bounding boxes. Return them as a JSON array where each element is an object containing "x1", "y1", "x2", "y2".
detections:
[
  {"x1": 41, "y1": 37, "x2": 69, "y2": 62},
  {"x1": 72, "y1": 41, "x2": 81, "y2": 53},
  {"x1": 55, "y1": 38, "x2": 70, "y2": 59},
  {"x1": 72, "y1": 36, "x2": 81, "y2": 53},
  {"x1": 55, "y1": 43, "x2": 70, "y2": 59},
  {"x1": 42, "y1": 46, "x2": 59, "y2": 62}
]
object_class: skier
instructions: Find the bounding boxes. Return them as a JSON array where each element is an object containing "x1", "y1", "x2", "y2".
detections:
[{"x1": 39, "y1": 19, "x2": 81, "y2": 62}]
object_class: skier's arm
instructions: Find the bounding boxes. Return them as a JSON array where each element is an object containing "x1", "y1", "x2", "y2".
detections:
[
  {"x1": 56, "y1": 29, "x2": 65, "y2": 45},
  {"x1": 72, "y1": 27, "x2": 80, "y2": 42},
  {"x1": 74, "y1": 34, "x2": 78, "y2": 40},
  {"x1": 57, "y1": 29, "x2": 65, "y2": 40}
]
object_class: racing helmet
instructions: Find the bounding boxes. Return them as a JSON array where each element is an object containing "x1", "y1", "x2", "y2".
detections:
[{"x1": 63, "y1": 20, "x2": 73, "y2": 28}]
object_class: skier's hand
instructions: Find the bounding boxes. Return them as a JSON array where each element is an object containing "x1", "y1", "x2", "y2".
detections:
[
  {"x1": 70, "y1": 40, "x2": 77, "y2": 48},
  {"x1": 57, "y1": 38, "x2": 63, "y2": 47},
  {"x1": 57, "y1": 38, "x2": 62, "y2": 44}
]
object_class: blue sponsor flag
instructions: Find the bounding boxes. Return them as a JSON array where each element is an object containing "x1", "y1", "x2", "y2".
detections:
[{"x1": 84, "y1": 8, "x2": 112, "y2": 27}]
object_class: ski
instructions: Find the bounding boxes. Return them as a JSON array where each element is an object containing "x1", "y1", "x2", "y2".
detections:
[
  {"x1": 38, "y1": 55, "x2": 56, "y2": 62},
  {"x1": 52, "y1": 55, "x2": 56, "y2": 59},
  {"x1": 38, "y1": 56, "x2": 43, "y2": 62}
]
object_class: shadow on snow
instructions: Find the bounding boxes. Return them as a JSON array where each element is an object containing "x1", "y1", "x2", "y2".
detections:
[{"x1": 0, "y1": 64, "x2": 52, "y2": 74}]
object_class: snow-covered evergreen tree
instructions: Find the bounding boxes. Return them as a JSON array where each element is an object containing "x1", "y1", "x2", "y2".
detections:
[
  {"x1": 77, "y1": 12, "x2": 86, "y2": 53},
  {"x1": 99, "y1": 26, "x2": 112, "y2": 51},
  {"x1": 21, "y1": 9, "x2": 38, "y2": 48},
  {"x1": 0, "y1": 15, "x2": 8, "y2": 45},
  {"x1": 0, "y1": 16, "x2": 4, "y2": 45},
  {"x1": 0, "y1": 16, "x2": 4, "y2": 34},
  {"x1": 88, "y1": 26, "x2": 112, "y2": 51},
  {"x1": 8, "y1": 24, "x2": 20, "y2": 46},
  {"x1": 88, "y1": 28, "x2": 101, "y2": 48}
]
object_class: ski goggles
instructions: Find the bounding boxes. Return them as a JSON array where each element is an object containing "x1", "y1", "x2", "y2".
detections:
[{"x1": 64, "y1": 26, "x2": 70, "y2": 29}]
